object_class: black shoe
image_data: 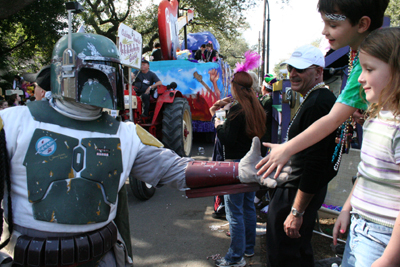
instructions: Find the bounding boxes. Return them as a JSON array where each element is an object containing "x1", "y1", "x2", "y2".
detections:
[{"x1": 212, "y1": 212, "x2": 226, "y2": 220}]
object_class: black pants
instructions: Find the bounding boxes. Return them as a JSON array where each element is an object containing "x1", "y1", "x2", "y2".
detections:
[
  {"x1": 266, "y1": 186, "x2": 327, "y2": 267},
  {"x1": 136, "y1": 90, "x2": 150, "y2": 116}
]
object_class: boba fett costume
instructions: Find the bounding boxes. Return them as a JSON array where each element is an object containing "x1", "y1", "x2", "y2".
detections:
[
  {"x1": 0, "y1": 31, "x2": 288, "y2": 266},
  {"x1": 0, "y1": 33, "x2": 196, "y2": 267}
]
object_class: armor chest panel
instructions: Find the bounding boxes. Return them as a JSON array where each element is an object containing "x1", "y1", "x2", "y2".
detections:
[{"x1": 23, "y1": 129, "x2": 122, "y2": 224}]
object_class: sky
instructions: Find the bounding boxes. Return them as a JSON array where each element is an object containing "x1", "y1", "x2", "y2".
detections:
[{"x1": 243, "y1": 0, "x2": 325, "y2": 71}]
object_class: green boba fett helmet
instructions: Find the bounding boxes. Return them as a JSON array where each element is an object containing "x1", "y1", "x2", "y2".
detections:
[{"x1": 51, "y1": 33, "x2": 124, "y2": 110}]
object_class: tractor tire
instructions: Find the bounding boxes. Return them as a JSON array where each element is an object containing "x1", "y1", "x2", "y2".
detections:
[
  {"x1": 162, "y1": 97, "x2": 193, "y2": 157},
  {"x1": 129, "y1": 175, "x2": 156, "y2": 201}
]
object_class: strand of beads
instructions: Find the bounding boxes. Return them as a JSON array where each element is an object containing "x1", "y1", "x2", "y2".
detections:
[
  {"x1": 285, "y1": 82, "x2": 326, "y2": 142},
  {"x1": 333, "y1": 123, "x2": 348, "y2": 171},
  {"x1": 348, "y1": 49, "x2": 359, "y2": 74},
  {"x1": 331, "y1": 124, "x2": 345, "y2": 163}
]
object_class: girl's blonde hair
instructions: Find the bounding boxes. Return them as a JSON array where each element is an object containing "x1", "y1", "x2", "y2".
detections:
[{"x1": 359, "y1": 27, "x2": 400, "y2": 118}]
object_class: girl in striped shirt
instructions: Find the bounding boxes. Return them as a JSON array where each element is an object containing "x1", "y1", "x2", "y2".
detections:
[{"x1": 333, "y1": 27, "x2": 400, "y2": 267}]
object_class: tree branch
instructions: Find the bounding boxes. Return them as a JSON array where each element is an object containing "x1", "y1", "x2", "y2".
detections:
[
  {"x1": 143, "y1": 33, "x2": 159, "y2": 54},
  {"x1": 3, "y1": 37, "x2": 31, "y2": 55}
]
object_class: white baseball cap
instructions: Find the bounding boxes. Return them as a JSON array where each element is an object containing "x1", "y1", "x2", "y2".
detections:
[{"x1": 281, "y1": 45, "x2": 325, "y2": 69}]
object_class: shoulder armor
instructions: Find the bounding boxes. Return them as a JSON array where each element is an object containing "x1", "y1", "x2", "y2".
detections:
[{"x1": 136, "y1": 124, "x2": 164, "y2": 148}]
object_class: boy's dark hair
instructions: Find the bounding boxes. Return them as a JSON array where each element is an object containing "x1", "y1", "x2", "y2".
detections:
[
  {"x1": 154, "y1": 42, "x2": 161, "y2": 48},
  {"x1": 318, "y1": 0, "x2": 389, "y2": 32},
  {"x1": 200, "y1": 44, "x2": 206, "y2": 48}
]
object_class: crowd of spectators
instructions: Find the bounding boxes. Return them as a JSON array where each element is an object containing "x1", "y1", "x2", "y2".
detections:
[{"x1": 0, "y1": 66, "x2": 52, "y2": 110}]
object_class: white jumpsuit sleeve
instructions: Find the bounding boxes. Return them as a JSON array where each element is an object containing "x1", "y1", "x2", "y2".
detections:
[{"x1": 130, "y1": 145, "x2": 193, "y2": 190}]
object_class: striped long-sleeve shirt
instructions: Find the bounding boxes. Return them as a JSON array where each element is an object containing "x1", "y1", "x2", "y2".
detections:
[{"x1": 351, "y1": 110, "x2": 400, "y2": 227}]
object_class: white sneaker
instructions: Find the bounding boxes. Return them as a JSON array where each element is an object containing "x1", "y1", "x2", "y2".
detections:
[{"x1": 215, "y1": 257, "x2": 246, "y2": 267}]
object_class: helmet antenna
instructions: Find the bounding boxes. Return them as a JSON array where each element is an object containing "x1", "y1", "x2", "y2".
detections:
[
  {"x1": 62, "y1": 2, "x2": 84, "y2": 99},
  {"x1": 66, "y1": 2, "x2": 84, "y2": 49}
]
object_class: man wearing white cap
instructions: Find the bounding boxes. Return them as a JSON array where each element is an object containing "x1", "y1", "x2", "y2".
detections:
[{"x1": 265, "y1": 45, "x2": 338, "y2": 267}]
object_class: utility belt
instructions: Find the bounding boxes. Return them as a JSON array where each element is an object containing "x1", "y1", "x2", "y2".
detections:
[{"x1": 13, "y1": 222, "x2": 118, "y2": 267}]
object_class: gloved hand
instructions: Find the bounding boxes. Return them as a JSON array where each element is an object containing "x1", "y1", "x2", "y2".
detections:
[{"x1": 239, "y1": 137, "x2": 292, "y2": 188}]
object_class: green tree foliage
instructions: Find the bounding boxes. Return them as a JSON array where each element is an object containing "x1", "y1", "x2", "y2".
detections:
[
  {"x1": 386, "y1": 0, "x2": 400, "y2": 26},
  {"x1": 0, "y1": 0, "x2": 37, "y2": 19},
  {"x1": 125, "y1": 0, "x2": 257, "y2": 57},
  {"x1": 218, "y1": 36, "x2": 251, "y2": 68},
  {"x1": 180, "y1": 0, "x2": 256, "y2": 39},
  {"x1": 124, "y1": 2, "x2": 160, "y2": 53},
  {"x1": 0, "y1": 0, "x2": 68, "y2": 88},
  {"x1": 178, "y1": 0, "x2": 257, "y2": 67},
  {"x1": 0, "y1": 0, "x2": 261, "y2": 89},
  {"x1": 79, "y1": 0, "x2": 138, "y2": 42}
]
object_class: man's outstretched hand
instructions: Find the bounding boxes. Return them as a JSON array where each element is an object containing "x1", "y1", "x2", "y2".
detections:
[
  {"x1": 256, "y1": 142, "x2": 292, "y2": 179},
  {"x1": 239, "y1": 137, "x2": 292, "y2": 188}
]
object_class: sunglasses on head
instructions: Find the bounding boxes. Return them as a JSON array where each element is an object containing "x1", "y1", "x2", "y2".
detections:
[{"x1": 287, "y1": 65, "x2": 317, "y2": 73}]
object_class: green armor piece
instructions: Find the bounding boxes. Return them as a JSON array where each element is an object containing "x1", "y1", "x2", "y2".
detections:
[
  {"x1": 52, "y1": 33, "x2": 119, "y2": 61},
  {"x1": 24, "y1": 129, "x2": 123, "y2": 224},
  {"x1": 81, "y1": 138, "x2": 122, "y2": 204},
  {"x1": 24, "y1": 129, "x2": 79, "y2": 203},
  {"x1": 32, "y1": 178, "x2": 110, "y2": 224},
  {"x1": 27, "y1": 101, "x2": 120, "y2": 134}
]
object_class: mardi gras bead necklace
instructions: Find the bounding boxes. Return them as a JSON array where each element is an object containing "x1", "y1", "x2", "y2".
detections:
[
  {"x1": 330, "y1": 49, "x2": 359, "y2": 170},
  {"x1": 285, "y1": 82, "x2": 326, "y2": 142},
  {"x1": 348, "y1": 49, "x2": 359, "y2": 74},
  {"x1": 332, "y1": 117, "x2": 353, "y2": 171}
]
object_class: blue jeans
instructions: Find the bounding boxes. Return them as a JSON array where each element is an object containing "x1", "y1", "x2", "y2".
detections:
[
  {"x1": 342, "y1": 214, "x2": 392, "y2": 267},
  {"x1": 224, "y1": 191, "x2": 256, "y2": 262}
]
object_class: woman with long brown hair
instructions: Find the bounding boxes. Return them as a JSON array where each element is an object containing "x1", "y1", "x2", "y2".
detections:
[{"x1": 211, "y1": 66, "x2": 266, "y2": 266}]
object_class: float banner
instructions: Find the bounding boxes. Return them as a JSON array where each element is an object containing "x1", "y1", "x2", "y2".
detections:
[{"x1": 118, "y1": 23, "x2": 142, "y2": 69}]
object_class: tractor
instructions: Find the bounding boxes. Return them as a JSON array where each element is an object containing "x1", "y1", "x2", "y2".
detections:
[
  {"x1": 120, "y1": 83, "x2": 192, "y2": 200},
  {"x1": 123, "y1": 0, "x2": 232, "y2": 200}
]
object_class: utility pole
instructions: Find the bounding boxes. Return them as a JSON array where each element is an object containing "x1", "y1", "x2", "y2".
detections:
[
  {"x1": 258, "y1": 31, "x2": 261, "y2": 84},
  {"x1": 261, "y1": 0, "x2": 270, "y2": 79}
]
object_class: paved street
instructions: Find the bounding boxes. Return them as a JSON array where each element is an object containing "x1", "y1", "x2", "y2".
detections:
[{"x1": 126, "y1": 134, "x2": 263, "y2": 266}]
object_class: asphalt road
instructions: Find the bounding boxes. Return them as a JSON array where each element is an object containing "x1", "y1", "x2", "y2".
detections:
[{"x1": 127, "y1": 134, "x2": 233, "y2": 266}]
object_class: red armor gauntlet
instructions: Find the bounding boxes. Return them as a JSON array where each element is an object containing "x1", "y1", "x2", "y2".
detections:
[{"x1": 185, "y1": 161, "x2": 260, "y2": 198}]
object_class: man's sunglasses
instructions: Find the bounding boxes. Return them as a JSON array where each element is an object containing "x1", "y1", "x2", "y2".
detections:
[{"x1": 287, "y1": 65, "x2": 317, "y2": 73}]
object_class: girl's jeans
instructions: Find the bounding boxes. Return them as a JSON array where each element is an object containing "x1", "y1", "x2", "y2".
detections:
[{"x1": 342, "y1": 214, "x2": 392, "y2": 267}]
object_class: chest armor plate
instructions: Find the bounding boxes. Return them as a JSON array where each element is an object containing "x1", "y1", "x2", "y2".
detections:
[{"x1": 23, "y1": 129, "x2": 122, "y2": 224}]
